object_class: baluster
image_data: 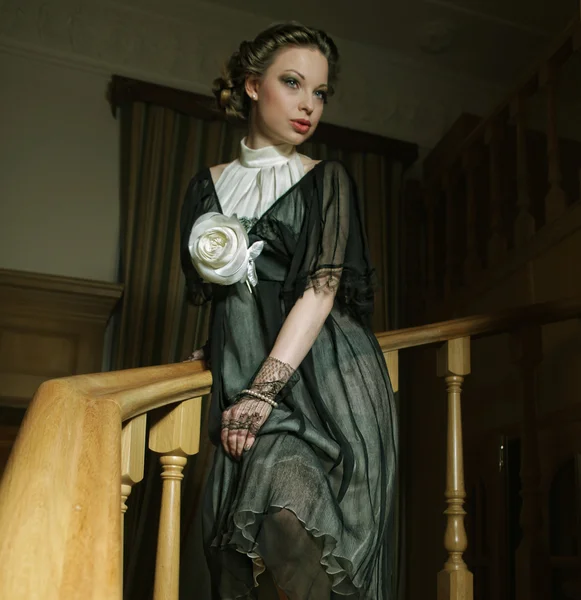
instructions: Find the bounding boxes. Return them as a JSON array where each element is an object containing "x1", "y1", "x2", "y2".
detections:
[
  {"x1": 510, "y1": 93, "x2": 536, "y2": 246},
  {"x1": 566, "y1": 32, "x2": 580, "y2": 199},
  {"x1": 121, "y1": 414, "x2": 146, "y2": 590},
  {"x1": 485, "y1": 121, "x2": 507, "y2": 266},
  {"x1": 149, "y1": 397, "x2": 203, "y2": 600},
  {"x1": 437, "y1": 337, "x2": 473, "y2": 600},
  {"x1": 404, "y1": 180, "x2": 423, "y2": 319},
  {"x1": 443, "y1": 174, "x2": 454, "y2": 298},
  {"x1": 424, "y1": 186, "x2": 438, "y2": 299},
  {"x1": 461, "y1": 147, "x2": 481, "y2": 284},
  {"x1": 384, "y1": 350, "x2": 399, "y2": 394},
  {"x1": 510, "y1": 325, "x2": 549, "y2": 600},
  {"x1": 121, "y1": 415, "x2": 147, "y2": 520},
  {"x1": 540, "y1": 61, "x2": 568, "y2": 222}
]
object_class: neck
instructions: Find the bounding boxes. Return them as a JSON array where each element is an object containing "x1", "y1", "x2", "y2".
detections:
[{"x1": 245, "y1": 131, "x2": 294, "y2": 152}]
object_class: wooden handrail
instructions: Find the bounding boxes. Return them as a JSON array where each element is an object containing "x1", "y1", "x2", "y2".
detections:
[
  {"x1": 0, "y1": 293, "x2": 574, "y2": 431},
  {"x1": 1, "y1": 294, "x2": 580, "y2": 599},
  {"x1": 0, "y1": 361, "x2": 212, "y2": 600},
  {"x1": 377, "y1": 294, "x2": 581, "y2": 352}
]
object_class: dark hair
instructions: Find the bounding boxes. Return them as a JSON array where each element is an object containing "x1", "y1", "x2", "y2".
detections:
[{"x1": 213, "y1": 22, "x2": 340, "y2": 120}]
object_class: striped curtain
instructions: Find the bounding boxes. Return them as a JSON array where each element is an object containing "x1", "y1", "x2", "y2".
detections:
[
  {"x1": 113, "y1": 103, "x2": 245, "y2": 370},
  {"x1": 114, "y1": 102, "x2": 246, "y2": 600},
  {"x1": 112, "y1": 102, "x2": 405, "y2": 599}
]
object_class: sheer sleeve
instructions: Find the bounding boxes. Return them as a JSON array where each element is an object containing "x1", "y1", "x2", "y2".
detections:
[
  {"x1": 284, "y1": 160, "x2": 376, "y2": 325},
  {"x1": 179, "y1": 171, "x2": 214, "y2": 305}
]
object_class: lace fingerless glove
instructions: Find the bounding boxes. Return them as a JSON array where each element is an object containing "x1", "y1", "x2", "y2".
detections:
[{"x1": 234, "y1": 356, "x2": 299, "y2": 408}]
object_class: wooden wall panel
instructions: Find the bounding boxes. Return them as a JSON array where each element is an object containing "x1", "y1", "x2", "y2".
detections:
[{"x1": 0, "y1": 269, "x2": 123, "y2": 471}]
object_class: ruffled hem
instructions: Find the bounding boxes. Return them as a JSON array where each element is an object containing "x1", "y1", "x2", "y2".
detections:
[{"x1": 210, "y1": 504, "x2": 360, "y2": 599}]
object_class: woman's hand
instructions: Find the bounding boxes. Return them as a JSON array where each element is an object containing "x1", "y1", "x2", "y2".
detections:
[
  {"x1": 184, "y1": 348, "x2": 204, "y2": 362},
  {"x1": 221, "y1": 398, "x2": 272, "y2": 460}
]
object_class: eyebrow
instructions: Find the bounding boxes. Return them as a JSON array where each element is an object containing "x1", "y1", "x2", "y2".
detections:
[{"x1": 284, "y1": 69, "x2": 328, "y2": 88}]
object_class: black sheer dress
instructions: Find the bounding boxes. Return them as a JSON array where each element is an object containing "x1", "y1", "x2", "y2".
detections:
[{"x1": 180, "y1": 160, "x2": 398, "y2": 599}]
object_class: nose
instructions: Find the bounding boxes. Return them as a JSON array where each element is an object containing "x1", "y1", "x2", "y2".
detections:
[{"x1": 299, "y1": 91, "x2": 314, "y2": 115}]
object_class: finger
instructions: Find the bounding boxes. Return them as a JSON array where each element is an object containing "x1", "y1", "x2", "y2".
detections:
[
  {"x1": 244, "y1": 432, "x2": 256, "y2": 452},
  {"x1": 235, "y1": 426, "x2": 250, "y2": 460},
  {"x1": 221, "y1": 409, "x2": 231, "y2": 455},
  {"x1": 234, "y1": 401, "x2": 259, "y2": 458},
  {"x1": 221, "y1": 424, "x2": 229, "y2": 455},
  {"x1": 243, "y1": 403, "x2": 268, "y2": 455},
  {"x1": 227, "y1": 424, "x2": 239, "y2": 458},
  {"x1": 229, "y1": 428, "x2": 244, "y2": 459},
  {"x1": 221, "y1": 423, "x2": 230, "y2": 455}
]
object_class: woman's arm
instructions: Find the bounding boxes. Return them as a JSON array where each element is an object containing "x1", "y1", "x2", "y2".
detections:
[
  {"x1": 221, "y1": 286, "x2": 336, "y2": 459},
  {"x1": 270, "y1": 286, "x2": 335, "y2": 368}
]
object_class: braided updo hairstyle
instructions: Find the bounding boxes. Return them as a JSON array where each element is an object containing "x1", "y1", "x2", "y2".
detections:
[{"x1": 213, "y1": 22, "x2": 339, "y2": 120}]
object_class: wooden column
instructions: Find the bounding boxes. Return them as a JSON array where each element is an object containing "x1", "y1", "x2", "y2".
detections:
[
  {"x1": 424, "y1": 186, "x2": 438, "y2": 298},
  {"x1": 149, "y1": 397, "x2": 202, "y2": 600},
  {"x1": 384, "y1": 350, "x2": 399, "y2": 394},
  {"x1": 121, "y1": 415, "x2": 147, "y2": 518},
  {"x1": 443, "y1": 174, "x2": 454, "y2": 298},
  {"x1": 485, "y1": 121, "x2": 507, "y2": 266},
  {"x1": 575, "y1": 18, "x2": 581, "y2": 209},
  {"x1": 510, "y1": 325, "x2": 550, "y2": 600},
  {"x1": 540, "y1": 61, "x2": 568, "y2": 223},
  {"x1": 437, "y1": 337, "x2": 473, "y2": 600},
  {"x1": 510, "y1": 93, "x2": 536, "y2": 247},
  {"x1": 121, "y1": 414, "x2": 146, "y2": 590},
  {"x1": 461, "y1": 147, "x2": 482, "y2": 285},
  {"x1": 403, "y1": 180, "x2": 424, "y2": 320}
]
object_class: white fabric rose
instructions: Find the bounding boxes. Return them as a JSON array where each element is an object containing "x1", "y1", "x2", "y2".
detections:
[{"x1": 188, "y1": 212, "x2": 264, "y2": 288}]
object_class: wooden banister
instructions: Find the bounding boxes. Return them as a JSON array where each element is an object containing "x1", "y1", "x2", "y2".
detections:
[
  {"x1": 0, "y1": 362, "x2": 212, "y2": 600},
  {"x1": 1, "y1": 295, "x2": 580, "y2": 599},
  {"x1": 376, "y1": 294, "x2": 581, "y2": 352}
]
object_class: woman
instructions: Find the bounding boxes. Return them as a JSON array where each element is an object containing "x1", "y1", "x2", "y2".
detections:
[{"x1": 180, "y1": 22, "x2": 398, "y2": 600}]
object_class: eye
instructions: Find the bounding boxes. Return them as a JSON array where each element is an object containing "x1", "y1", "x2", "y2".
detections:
[
  {"x1": 315, "y1": 90, "x2": 328, "y2": 103},
  {"x1": 283, "y1": 77, "x2": 299, "y2": 89}
]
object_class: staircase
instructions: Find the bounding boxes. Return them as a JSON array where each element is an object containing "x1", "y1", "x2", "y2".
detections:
[
  {"x1": 1, "y1": 296, "x2": 581, "y2": 599},
  {"x1": 403, "y1": 13, "x2": 581, "y2": 323}
]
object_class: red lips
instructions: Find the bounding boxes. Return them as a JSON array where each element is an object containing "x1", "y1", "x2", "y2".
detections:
[{"x1": 291, "y1": 119, "x2": 311, "y2": 134}]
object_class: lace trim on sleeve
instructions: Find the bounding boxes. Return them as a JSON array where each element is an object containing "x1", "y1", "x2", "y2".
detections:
[
  {"x1": 291, "y1": 266, "x2": 377, "y2": 324},
  {"x1": 304, "y1": 267, "x2": 343, "y2": 294}
]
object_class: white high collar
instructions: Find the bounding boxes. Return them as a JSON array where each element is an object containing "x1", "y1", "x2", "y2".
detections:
[
  {"x1": 239, "y1": 137, "x2": 296, "y2": 168},
  {"x1": 214, "y1": 137, "x2": 305, "y2": 222}
]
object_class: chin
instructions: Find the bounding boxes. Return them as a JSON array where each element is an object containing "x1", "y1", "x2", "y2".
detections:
[{"x1": 287, "y1": 128, "x2": 315, "y2": 145}]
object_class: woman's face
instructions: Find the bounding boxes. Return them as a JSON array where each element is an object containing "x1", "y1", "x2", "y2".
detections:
[{"x1": 246, "y1": 46, "x2": 329, "y2": 147}]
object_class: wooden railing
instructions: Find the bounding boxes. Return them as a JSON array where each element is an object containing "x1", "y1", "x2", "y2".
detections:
[
  {"x1": 1, "y1": 296, "x2": 580, "y2": 600},
  {"x1": 405, "y1": 13, "x2": 581, "y2": 311}
]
